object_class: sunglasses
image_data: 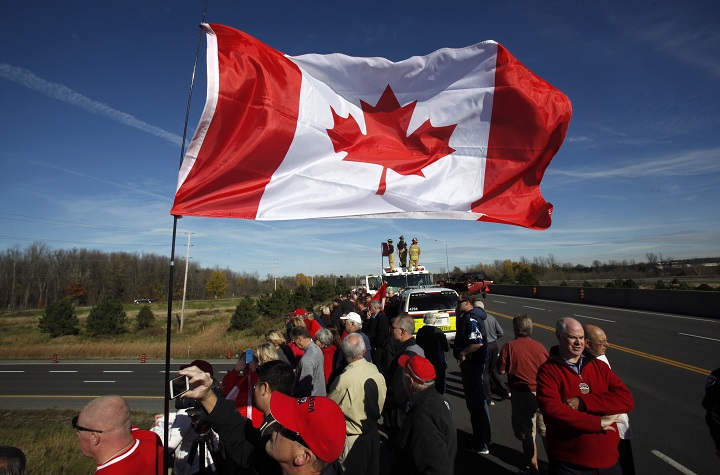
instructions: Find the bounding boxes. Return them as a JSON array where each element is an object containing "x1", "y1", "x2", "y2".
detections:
[
  {"x1": 278, "y1": 424, "x2": 308, "y2": 449},
  {"x1": 72, "y1": 415, "x2": 104, "y2": 433}
]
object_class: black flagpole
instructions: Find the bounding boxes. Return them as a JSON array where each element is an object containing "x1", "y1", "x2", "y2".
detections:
[
  {"x1": 164, "y1": 1, "x2": 210, "y2": 472},
  {"x1": 163, "y1": 217, "x2": 178, "y2": 473}
]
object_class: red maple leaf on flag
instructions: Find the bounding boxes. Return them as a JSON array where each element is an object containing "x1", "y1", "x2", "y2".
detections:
[{"x1": 327, "y1": 85, "x2": 457, "y2": 195}]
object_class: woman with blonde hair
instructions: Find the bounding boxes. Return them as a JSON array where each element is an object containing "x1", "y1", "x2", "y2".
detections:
[
  {"x1": 265, "y1": 328, "x2": 295, "y2": 368},
  {"x1": 255, "y1": 341, "x2": 280, "y2": 365}
]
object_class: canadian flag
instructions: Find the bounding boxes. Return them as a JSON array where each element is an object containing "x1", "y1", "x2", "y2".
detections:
[{"x1": 171, "y1": 24, "x2": 572, "y2": 229}]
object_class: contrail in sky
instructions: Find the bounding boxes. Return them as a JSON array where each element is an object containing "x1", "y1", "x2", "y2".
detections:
[{"x1": 0, "y1": 63, "x2": 183, "y2": 146}]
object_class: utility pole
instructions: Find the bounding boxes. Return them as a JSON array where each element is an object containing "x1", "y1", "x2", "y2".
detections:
[
  {"x1": 274, "y1": 258, "x2": 278, "y2": 290},
  {"x1": 434, "y1": 239, "x2": 449, "y2": 279},
  {"x1": 310, "y1": 267, "x2": 314, "y2": 287},
  {"x1": 180, "y1": 232, "x2": 193, "y2": 333}
]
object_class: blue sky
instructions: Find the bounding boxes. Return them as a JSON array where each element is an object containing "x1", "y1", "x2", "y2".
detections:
[{"x1": 1, "y1": 1, "x2": 718, "y2": 278}]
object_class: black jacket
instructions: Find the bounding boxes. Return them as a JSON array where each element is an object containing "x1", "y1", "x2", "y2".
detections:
[
  {"x1": 416, "y1": 325, "x2": 449, "y2": 369},
  {"x1": 390, "y1": 386, "x2": 457, "y2": 475},
  {"x1": 381, "y1": 337, "x2": 425, "y2": 433},
  {"x1": 207, "y1": 396, "x2": 281, "y2": 475}
]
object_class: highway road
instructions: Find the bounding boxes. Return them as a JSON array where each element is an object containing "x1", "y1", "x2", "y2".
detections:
[{"x1": 1, "y1": 294, "x2": 718, "y2": 474}]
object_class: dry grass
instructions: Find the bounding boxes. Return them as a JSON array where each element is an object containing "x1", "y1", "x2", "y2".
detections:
[
  {"x1": 0, "y1": 408, "x2": 154, "y2": 474},
  {"x1": 0, "y1": 302, "x2": 280, "y2": 360}
]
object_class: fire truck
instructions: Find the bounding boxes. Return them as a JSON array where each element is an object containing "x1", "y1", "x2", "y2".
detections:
[{"x1": 363, "y1": 265, "x2": 434, "y2": 295}]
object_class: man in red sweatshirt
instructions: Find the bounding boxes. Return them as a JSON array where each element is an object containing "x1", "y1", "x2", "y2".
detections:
[{"x1": 536, "y1": 317, "x2": 633, "y2": 474}]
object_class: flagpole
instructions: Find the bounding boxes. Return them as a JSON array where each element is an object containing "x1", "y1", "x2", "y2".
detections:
[
  {"x1": 163, "y1": 2, "x2": 210, "y2": 471},
  {"x1": 163, "y1": 216, "x2": 178, "y2": 472}
]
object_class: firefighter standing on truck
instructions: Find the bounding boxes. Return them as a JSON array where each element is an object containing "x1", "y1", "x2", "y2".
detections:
[
  {"x1": 409, "y1": 238, "x2": 421, "y2": 270},
  {"x1": 387, "y1": 238, "x2": 396, "y2": 271},
  {"x1": 397, "y1": 235, "x2": 408, "y2": 268}
]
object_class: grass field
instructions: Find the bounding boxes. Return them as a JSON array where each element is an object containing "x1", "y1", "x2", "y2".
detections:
[
  {"x1": 0, "y1": 299, "x2": 279, "y2": 360},
  {"x1": 0, "y1": 408, "x2": 155, "y2": 474},
  {"x1": 0, "y1": 300, "x2": 282, "y2": 473}
]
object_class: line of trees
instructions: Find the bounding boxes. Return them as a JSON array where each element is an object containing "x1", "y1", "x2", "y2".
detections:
[
  {"x1": 3, "y1": 243, "x2": 718, "y2": 312},
  {"x1": 454, "y1": 253, "x2": 719, "y2": 288},
  {"x1": 0, "y1": 242, "x2": 358, "y2": 311}
]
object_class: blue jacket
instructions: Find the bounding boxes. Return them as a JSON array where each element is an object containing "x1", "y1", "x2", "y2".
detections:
[{"x1": 453, "y1": 307, "x2": 487, "y2": 365}]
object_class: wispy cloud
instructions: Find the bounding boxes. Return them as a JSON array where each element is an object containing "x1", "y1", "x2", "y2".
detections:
[
  {"x1": 0, "y1": 63, "x2": 183, "y2": 145},
  {"x1": 550, "y1": 148, "x2": 720, "y2": 179},
  {"x1": 636, "y1": 21, "x2": 720, "y2": 79},
  {"x1": 29, "y1": 160, "x2": 171, "y2": 202}
]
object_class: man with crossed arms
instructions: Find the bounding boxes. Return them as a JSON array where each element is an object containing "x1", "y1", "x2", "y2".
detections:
[{"x1": 536, "y1": 317, "x2": 633, "y2": 474}]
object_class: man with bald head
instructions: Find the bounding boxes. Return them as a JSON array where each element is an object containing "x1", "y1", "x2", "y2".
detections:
[
  {"x1": 75, "y1": 395, "x2": 162, "y2": 474},
  {"x1": 584, "y1": 324, "x2": 635, "y2": 475},
  {"x1": 536, "y1": 318, "x2": 634, "y2": 475}
]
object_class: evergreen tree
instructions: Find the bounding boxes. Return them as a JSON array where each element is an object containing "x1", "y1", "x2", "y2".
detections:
[
  {"x1": 292, "y1": 284, "x2": 313, "y2": 310},
  {"x1": 516, "y1": 267, "x2": 539, "y2": 285},
  {"x1": 231, "y1": 296, "x2": 259, "y2": 330},
  {"x1": 257, "y1": 286, "x2": 292, "y2": 318},
  {"x1": 310, "y1": 280, "x2": 335, "y2": 303},
  {"x1": 39, "y1": 298, "x2": 80, "y2": 337},
  {"x1": 136, "y1": 305, "x2": 155, "y2": 330},
  {"x1": 335, "y1": 276, "x2": 351, "y2": 296},
  {"x1": 86, "y1": 297, "x2": 128, "y2": 336}
]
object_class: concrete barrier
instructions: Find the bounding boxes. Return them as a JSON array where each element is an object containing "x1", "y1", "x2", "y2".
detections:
[{"x1": 490, "y1": 285, "x2": 720, "y2": 319}]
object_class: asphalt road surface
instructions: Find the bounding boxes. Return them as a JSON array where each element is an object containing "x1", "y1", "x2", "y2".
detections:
[{"x1": 1, "y1": 294, "x2": 718, "y2": 474}]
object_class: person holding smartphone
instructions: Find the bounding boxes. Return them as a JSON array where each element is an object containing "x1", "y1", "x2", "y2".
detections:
[{"x1": 222, "y1": 349, "x2": 265, "y2": 429}]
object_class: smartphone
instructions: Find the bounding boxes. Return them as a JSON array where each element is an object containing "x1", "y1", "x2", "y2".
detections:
[
  {"x1": 245, "y1": 349, "x2": 254, "y2": 364},
  {"x1": 169, "y1": 375, "x2": 190, "y2": 399}
]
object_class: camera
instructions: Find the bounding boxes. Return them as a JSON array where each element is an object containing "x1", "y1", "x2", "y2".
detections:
[
  {"x1": 174, "y1": 396, "x2": 202, "y2": 410},
  {"x1": 174, "y1": 385, "x2": 223, "y2": 434}
]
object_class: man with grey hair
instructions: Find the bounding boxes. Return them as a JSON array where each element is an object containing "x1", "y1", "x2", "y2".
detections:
[
  {"x1": 584, "y1": 324, "x2": 635, "y2": 475},
  {"x1": 381, "y1": 314, "x2": 425, "y2": 440},
  {"x1": 498, "y1": 314, "x2": 549, "y2": 474},
  {"x1": 341, "y1": 312, "x2": 372, "y2": 363},
  {"x1": 537, "y1": 318, "x2": 633, "y2": 474},
  {"x1": 328, "y1": 333, "x2": 387, "y2": 475},
  {"x1": 416, "y1": 311, "x2": 449, "y2": 394},
  {"x1": 289, "y1": 325, "x2": 326, "y2": 397},
  {"x1": 75, "y1": 395, "x2": 163, "y2": 474}
]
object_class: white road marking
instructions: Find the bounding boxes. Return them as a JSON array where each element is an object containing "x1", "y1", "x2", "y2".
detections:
[
  {"x1": 0, "y1": 371, "x2": 24, "y2": 373},
  {"x1": 573, "y1": 314, "x2": 616, "y2": 323},
  {"x1": 493, "y1": 300, "x2": 507, "y2": 304},
  {"x1": 678, "y1": 333, "x2": 720, "y2": 342},
  {"x1": 103, "y1": 370, "x2": 133, "y2": 373},
  {"x1": 523, "y1": 306, "x2": 547, "y2": 311},
  {"x1": 84, "y1": 381, "x2": 115, "y2": 383},
  {"x1": 492, "y1": 295, "x2": 720, "y2": 322},
  {"x1": 49, "y1": 371, "x2": 77, "y2": 373},
  {"x1": 651, "y1": 450, "x2": 697, "y2": 475}
]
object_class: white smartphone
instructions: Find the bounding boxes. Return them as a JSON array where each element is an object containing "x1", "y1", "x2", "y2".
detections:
[{"x1": 169, "y1": 375, "x2": 190, "y2": 399}]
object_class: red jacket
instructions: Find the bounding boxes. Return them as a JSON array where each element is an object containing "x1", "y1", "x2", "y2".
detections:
[
  {"x1": 536, "y1": 348, "x2": 634, "y2": 469},
  {"x1": 221, "y1": 370, "x2": 264, "y2": 429}
]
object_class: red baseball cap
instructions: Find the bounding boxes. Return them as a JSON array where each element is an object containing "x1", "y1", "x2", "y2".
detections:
[
  {"x1": 291, "y1": 308, "x2": 307, "y2": 317},
  {"x1": 270, "y1": 392, "x2": 346, "y2": 463},
  {"x1": 398, "y1": 354, "x2": 436, "y2": 384}
]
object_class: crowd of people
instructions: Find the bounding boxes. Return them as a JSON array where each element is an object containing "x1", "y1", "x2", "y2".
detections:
[{"x1": 37, "y1": 286, "x2": 717, "y2": 475}]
